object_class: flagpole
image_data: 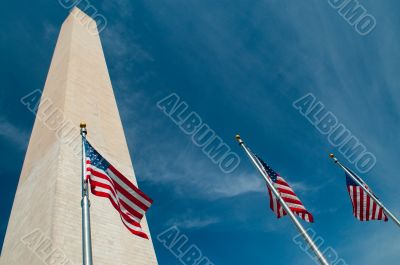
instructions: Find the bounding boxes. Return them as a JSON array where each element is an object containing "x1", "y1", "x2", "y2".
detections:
[
  {"x1": 235, "y1": 135, "x2": 329, "y2": 265},
  {"x1": 329, "y1": 154, "x2": 400, "y2": 228},
  {"x1": 80, "y1": 122, "x2": 93, "y2": 265}
]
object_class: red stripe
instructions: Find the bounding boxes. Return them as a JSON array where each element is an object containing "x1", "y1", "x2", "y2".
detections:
[
  {"x1": 91, "y1": 179, "x2": 117, "y2": 198},
  {"x1": 359, "y1": 189, "x2": 364, "y2": 221},
  {"x1": 91, "y1": 189, "x2": 141, "y2": 227},
  {"x1": 275, "y1": 179, "x2": 290, "y2": 187},
  {"x1": 119, "y1": 199, "x2": 143, "y2": 219},
  {"x1": 352, "y1": 186, "x2": 357, "y2": 218},
  {"x1": 378, "y1": 207, "x2": 383, "y2": 220},
  {"x1": 87, "y1": 160, "x2": 152, "y2": 208},
  {"x1": 366, "y1": 195, "x2": 370, "y2": 220},
  {"x1": 276, "y1": 188, "x2": 296, "y2": 197},
  {"x1": 85, "y1": 147, "x2": 151, "y2": 239},
  {"x1": 293, "y1": 210, "x2": 314, "y2": 223},
  {"x1": 347, "y1": 187, "x2": 355, "y2": 215},
  {"x1": 120, "y1": 221, "x2": 149, "y2": 239},
  {"x1": 372, "y1": 201, "x2": 377, "y2": 220},
  {"x1": 267, "y1": 187, "x2": 274, "y2": 211},
  {"x1": 282, "y1": 197, "x2": 303, "y2": 206},
  {"x1": 90, "y1": 189, "x2": 141, "y2": 227},
  {"x1": 118, "y1": 206, "x2": 143, "y2": 228},
  {"x1": 91, "y1": 168, "x2": 149, "y2": 213},
  {"x1": 109, "y1": 165, "x2": 153, "y2": 203},
  {"x1": 90, "y1": 169, "x2": 144, "y2": 219},
  {"x1": 91, "y1": 190, "x2": 148, "y2": 239},
  {"x1": 277, "y1": 203, "x2": 284, "y2": 218},
  {"x1": 266, "y1": 179, "x2": 313, "y2": 222},
  {"x1": 108, "y1": 175, "x2": 150, "y2": 211}
]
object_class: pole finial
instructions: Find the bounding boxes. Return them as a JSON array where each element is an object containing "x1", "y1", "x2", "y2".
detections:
[
  {"x1": 329, "y1": 153, "x2": 338, "y2": 163},
  {"x1": 235, "y1": 134, "x2": 243, "y2": 144},
  {"x1": 80, "y1": 122, "x2": 87, "y2": 136}
]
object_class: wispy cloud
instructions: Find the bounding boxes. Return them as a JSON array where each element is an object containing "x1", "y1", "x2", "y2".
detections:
[
  {"x1": 136, "y1": 146, "x2": 264, "y2": 200},
  {"x1": 167, "y1": 216, "x2": 220, "y2": 229},
  {"x1": 208, "y1": 172, "x2": 265, "y2": 199},
  {"x1": 0, "y1": 117, "x2": 29, "y2": 149},
  {"x1": 43, "y1": 22, "x2": 57, "y2": 41},
  {"x1": 101, "y1": 0, "x2": 134, "y2": 19},
  {"x1": 338, "y1": 225, "x2": 400, "y2": 265}
]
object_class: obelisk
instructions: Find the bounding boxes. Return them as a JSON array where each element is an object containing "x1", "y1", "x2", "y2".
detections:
[{"x1": 0, "y1": 8, "x2": 158, "y2": 265}]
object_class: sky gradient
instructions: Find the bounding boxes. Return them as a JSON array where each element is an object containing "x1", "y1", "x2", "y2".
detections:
[{"x1": 1, "y1": 0, "x2": 399, "y2": 264}]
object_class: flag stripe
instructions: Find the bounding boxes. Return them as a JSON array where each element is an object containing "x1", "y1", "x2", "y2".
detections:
[
  {"x1": 90, "y1": 165, "x2": 145, "y2": 219},
  {"x1": 256, "y1": 155, "x2": 314, "y2": 223},
  {"x1": 84, "y1": 140, "x2": 153, "y2": 239},
  {"x1": 346, "y1": 174, "x2": 387, "y2": 222},
  {"x1": 109, "y1": 165, "x2": 153, "y2": 203},
  {"x1": 89, "y1": 174, "x2": 144, "y2": 222}
]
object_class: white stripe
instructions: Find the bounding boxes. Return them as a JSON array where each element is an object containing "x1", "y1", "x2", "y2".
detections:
[
  {"x1": 272, "y1": 193, "x2": 279, "y2": 215},
  {"x1": 87, "y1": 158, "x2": 151, "y2": 208},
  {"x1": 362, "y1": 191, "x2": 367, "y2": 221},
  {"x1": 305, "y1": 214, "x2": 310, "y2": 222},
  {"x1": 368, "y1": 197, "x2": 374, "y2": 220},
  {"x1": 280, "y1": 193, "x2": 302, "y2": 202},
  {"x1": 93, "y1": 173, "x2": 146, "y2": 216},
  {"x1": 349, "y1": 186, "x2": 354, "y2": 212},
  {"x1": 90, "y1": 175, "x2": 143, "y2": 223},
  {"x1": 275, "y1": 183, "x2": 294, "y2": 193},
  {"x1": 279, "y1": 204, "x2": 284, "y2": 217},
  {"x1": 374, "y1": 205, "x2": 380, "y2": 219},
  {"x1": 286, "y1": 202, "x2": 306, "y2": 211},
  {"x1": 93, "y1": 186, "x2": 142, "y2": 224},
  {"x1": 120, "y1": 215, "x2": 144, "y2": 233},
  {"x1": 90, "y1": 167, "x2": 147, "y2": 216},
  {"x1": 106, "y1": 169, "x2": 152, "y2": 207}
]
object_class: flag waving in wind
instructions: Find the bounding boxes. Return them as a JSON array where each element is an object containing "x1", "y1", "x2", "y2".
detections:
[
  {"x1": 345, "y1": 169, "x2": 388, "y2": 222},
  {"x1": 256, "y1": 156, "x2": 314, "y2": 223},
  {"x1": 84, "y1": 139, "x2": 153, "y2": 239}
]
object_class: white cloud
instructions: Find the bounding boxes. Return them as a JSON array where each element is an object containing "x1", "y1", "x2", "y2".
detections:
[
  {"x1": 0, "y1": 117, "x2": 29, "y2": 149},
  {"x1": 208, "y1": 172, "x2": 265, "y2": 199},
  {"x1": 167, "y1": 216, "x2": 220, "y2": 229}
]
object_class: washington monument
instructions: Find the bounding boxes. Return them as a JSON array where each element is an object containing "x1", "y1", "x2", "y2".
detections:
[{"x1": 0, "y1": 8, "x2": 158, "y2": 265}]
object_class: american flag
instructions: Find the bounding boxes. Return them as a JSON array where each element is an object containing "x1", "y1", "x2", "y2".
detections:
[
  {"x1": 84, "y1": 140, "x2": 153, "y2": 239},
  {"x1": 345, "y1": 169, "x2": 388, "y2": 222},
  {"x1": 256, "y1": 156, "x2": 314, "y2": 223}
]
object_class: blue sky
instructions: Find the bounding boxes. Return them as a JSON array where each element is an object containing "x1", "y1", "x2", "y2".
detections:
[{"x1": 1, "y1": 0, "x2": 400, "y2": 264}]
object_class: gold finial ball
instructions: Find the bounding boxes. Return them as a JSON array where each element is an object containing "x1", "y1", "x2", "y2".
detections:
[
  {"x1": 329, "y1": 153, "x2": 335, "y2": 158},
  {"x1": 80, "y1": 122, "x2": 87, "y2": 129},
  {"x1": 235, "y1": 134, "x2": 241, "y2": 140}
]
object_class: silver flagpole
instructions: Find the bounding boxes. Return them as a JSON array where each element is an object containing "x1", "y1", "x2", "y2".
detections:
[
  {"x1": 80, "y1": 122, "x2": 93, "y2": 265},
  {"x1": 235, "y1": 135, "x2": 329, "y2": 265},
  {"x1": 329, "y1": 154, "x2": 400, "y2": 228}
]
